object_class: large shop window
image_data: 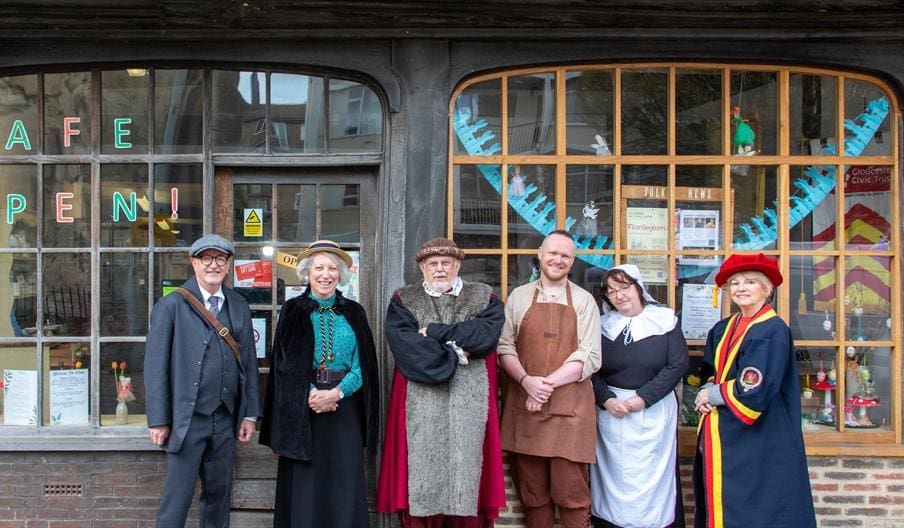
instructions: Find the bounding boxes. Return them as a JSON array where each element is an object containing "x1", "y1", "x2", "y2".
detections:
[
  {"x1": 0, "y1": 67, "x2": 383, "y2": 442},
  {"x1": 449, "y1": 66, "x2": 901, "y2": 450}
]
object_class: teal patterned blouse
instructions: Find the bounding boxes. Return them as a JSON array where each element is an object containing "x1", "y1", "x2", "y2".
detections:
[{"x1": 310, "y1": 294, "x2": 362, "y2": 397}]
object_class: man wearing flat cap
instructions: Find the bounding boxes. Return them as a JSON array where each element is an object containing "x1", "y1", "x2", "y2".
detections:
[
  {"x1": 145, "y1": 234, "x2": 261, "y2": 528},
  {"x1": 377, "y1": 237, "x2": 507, "y2": 527}
]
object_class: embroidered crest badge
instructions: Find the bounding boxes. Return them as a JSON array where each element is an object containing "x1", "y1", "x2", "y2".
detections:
[{"x1": 739, "y1": 366, "x2": 763, "y2": 392}]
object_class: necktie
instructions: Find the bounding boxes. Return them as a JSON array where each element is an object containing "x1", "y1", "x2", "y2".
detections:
[{"x1": 208, "y1": 296, "x2": 220, "y2": 317}]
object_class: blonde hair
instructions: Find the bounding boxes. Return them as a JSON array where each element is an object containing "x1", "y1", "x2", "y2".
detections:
[
  {"x1": 726, "y1": 271, "x2": 774, "y2": 298},
  {"x1": 296, "y1": 251, "x2": 350, "y2": 286}
]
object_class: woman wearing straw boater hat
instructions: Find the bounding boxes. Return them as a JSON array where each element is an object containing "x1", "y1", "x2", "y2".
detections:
[
  {"x1": 260, "y1": 240, "x2": 379, "y2": 528},
  {"x1": 692, "y1": 253, "x2": 815, "y2": 528}
]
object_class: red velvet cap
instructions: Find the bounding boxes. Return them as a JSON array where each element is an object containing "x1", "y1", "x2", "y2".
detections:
[{"x1": 715, "y1": 253, "x2": 783, "y2": 288}]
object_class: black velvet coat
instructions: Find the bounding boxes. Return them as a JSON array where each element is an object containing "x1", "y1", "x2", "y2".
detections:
[{"x1": 259, "y1": 288, "x2": 379, "y2": 461}]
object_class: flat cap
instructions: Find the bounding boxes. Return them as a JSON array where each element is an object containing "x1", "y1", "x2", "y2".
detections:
[{"x1": 189, "y1": 234, "x2": 235, "y2": 257}]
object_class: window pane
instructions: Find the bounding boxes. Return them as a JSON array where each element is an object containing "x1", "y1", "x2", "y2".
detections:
[
  {"x1": 2, "y1": 253, "x2": 36, "y2": 338},
  {"x1": 461, "y1": 255, "x2": 501, "y2": 297},
  {"x1": 453, "y1": 79, "x2": 502, "y2": 156},
  {"x1": 676, "y1": 255, "x2": 720, "y2": 341},
  {"x1": 320, "y1": 184, "x2": 360, "y2": 243},
  {"x1": 676, "y1": 69, "x2": 722, "y2": 155},
  {"x1": 731, "y1": 165, "x2": 779, "y2": 251},
  {"x1": 566, "y1": 70, "x2": 613, "y2": 155},
  {"x1": 621, "y1": 69, "x2": 667, "y2": 155},
  {"x1": 276, "y1": 184, "x2": 315, "y2": 243},
  {"x1": 790, "y1": 256, "x2": 838, "y2": 342},
  {"x1": 507, "y1": 164, "x2": 556, "y2": 250},
  {"x1": 234, "y1": 184, "x2": 272, "y2": 242},
  {"x1": 271, "y1": 73, "x2": 324, "y2": 154},
  {"x1": 101, "y1": 70, "x2": 148, "y2": 154},
  {"x1": 44, "y1": 165, "x2": 90, "y2": 248},
  {"x1": 0, "y1": 74, "x2": 38, "y2": 155},
  {"x1": 508, "y1": 73, "x2": 556, "y2": 155},
  {"x1": 789, "y1": 74, "x2": 837, "y2": 155},
  {"x1": 796, "y1": 347, "x2": 838, "y2": 429},
  {"x1": 100, "y1": 253, "x2": 148, "y2": 336},
  {"x1": 43, "y1": 253, "x2": 91, "y2": 337},
  {"x1": 844, "y1": 80, "x2": 891, "y2": 157},
  {"x1": 275, "y1": 246, "x2": 305, "y2": 305},
  {"x1": 453, "y1": 165, "x2": 501, "y2": 249},
  {"x1": 842, "y1": 165, "x2": 892, "y2": 251},
  {"x1": 675, "y1": 166, "x2": 724, "y2": 253},
  {"x1": 507, "y1": 254, "x2": 539, "y2": 296},
  {"x1": 565, "y1": 165, "x2": 613, "y2": 250},
  {"x1": 790, "y1": 164, "x2": 837, "y2": 251},
  {"x1": 44, "y1": 343, "x2": 91, "y2": 426},
  {"x1": 155, "y1": 69, "x2": 203, "y2": 154},
  {"x1": 842, "y1": 346, "x2": 889, "y2": 431},
  {"x1": 233, "y1": 247, "x2": 272, "y2": 305},
  {"x1": 212, "y1": 70, "x2": 266, "y2": 153},
  {"x1": 101, "y1": 165, "x2": 149, "y2": 248},
  {"x1": 730, "y1": 71, "x2": 777, "y2": 156},
  {"x1": 843, "y1": 256, "x2": 891, "y2": 342},
  {"x1": 154, "y1": 164, "x2": 203, "y2": 247},
  {"x1": 44, "y1": 72, "x2": 92, "y2": 155},
  {"x1": 622, "y1": 164, "x2": 667, "y2": 186},
  {"x1": 154, "y1": 252, "x2": 192, "y2": 303},
  {"x1": 101, "y1": 343, "x2": 146, "y2": 426},
  {"x1": 0, "y1": 344, "x2": 38, "y2": 425},
  {"x1": 0, "y1": 165, "x2": 37, "y2": 249},
  {"x1": 328, "y1": 79, "x2": 382, "y2": 153}
]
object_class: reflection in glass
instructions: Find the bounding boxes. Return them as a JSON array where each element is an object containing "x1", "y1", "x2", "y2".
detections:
[
  {"x1": 843, "y1": 257, "x2": 891, "y2": 342},
  {"x1": 842, "y1": 166, "x2": 892, "y2": 251},
  {"x1": 453, "y1": 165, "x2": 501, "y2": 249},
  {"x1": 1, "y1": 253, "x2": 36, "y2": 338},
  {"x1": 233, "y1": 184, "x2": 272, "y2": 242},
  {"x1": 789, "y1": 256, "x2": 837, "y2": 342},
  {"x1": 43, "y1": 343, "x2": 92, "y2": 426},
  {"x1": 0, "y1": 343, "x2": 39, "y2": 425},
  {"x1": 320, "y1": 185, "x2": 360, "y2": 243},
  {"x1": 155, "y1": 69, "x2": 203, "y2": 154},
  {"x1": 566, "y1": 165, "x2": 613, "y2": 245},
  {"x1": 622, "y1": 165, "x2": 667, "y2": 186},
  {"x1": 844, "y1": 80, "x2": 891, "y2": 156},
  {"x1": 453, "y1": 79, "x2": 501, "y2": 156},
  {"x1": 622, "y1": 70, "x2": 667, "y2": 155},
  {"x1": 43, "y1": 253, "x2": 91, "y2": 336},
  {"x1": 271, "y1": 73, "x2": 324, "y2": 153},
  {"x1": 841, "y1": 346, "x2": 889, "y2": 430},
  {"x1": 329, "y1": 79, "x2": 381, "y2": 153},
  {"x1": 233, "y1": 247, "x2": 272, "y2": 305},
  {"x1": 0, "y1": 165, "x2": 37, "y2": 249},
  {"x1": 796, "y1": 347, "x2": 838, "y2": 430},
  {"x1": 212, "y1": 70, "x2": 266, "y2": 153},
  {"x1": 100, "y1": 253, "x2": 148, "y2": 336},
  {"x1": 154, "y1": 165, "x2": 202, "y2": 247},
  {"x1": 508, "y1": 73, "x2": 556, "y2": 155},
  {"x1": 460, "y1": 256, "x2": 501, "y2": 297},
  {"x1": 731, "y1": 165, "x2": 778, "y2": 251},
  {"x1": 277, "y1": 185, "x2": 315, "y2": 243},
  {"x1": 100, "y1": 164, "x2": 149, "y2": 248},
  {"x1": 101, "y1": 70, "x2": 148, "y2": 154},
  {"x1": 508, "y1": 165, "x2": 555, "y2": 250},
  {"x1": 566, "y1": 70, "x2": 613, "y2": 155},
  {"x1": 153, "y1": 252, "x2": 193, "y2": 303},
  {"x1": 676, "y1": 69, "x2": 722, "y2": 155},
  {"x1": 789, "y1": 74, "x2": 836, "y2": 155},
  {"x1": 0, "y1": 74, "x2": 38, "y2": 155},
  {"x1": 44, "y1": 72, "x2": 92, "y2": 155},
  {"x1": 730, "y1": 71, "x2": 777, "y2": 156},
  {"x1": 507, "y1": 254, "x2": 539, "y2": 296},
  {"x1": 100, "y1": 342, "x2": 146, "y2": 426},
  {"x1": 676, "y1": 165, "x2": 721, "y2": 189},
  {"x1": 44, "y1": 165, "x2": 90, "y2": 248}
]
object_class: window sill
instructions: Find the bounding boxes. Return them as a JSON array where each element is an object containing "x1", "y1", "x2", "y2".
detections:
[
  {"x1": 679, "y1": 426, "x2": 904, "y2": 457},
  {"x1": 0, "y1": 426, "x2": 159, "y2": 451}
]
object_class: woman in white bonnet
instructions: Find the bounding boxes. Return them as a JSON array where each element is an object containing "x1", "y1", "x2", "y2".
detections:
[{"x1": 590, "y1": 264, "x2": 689, "y2": 528}]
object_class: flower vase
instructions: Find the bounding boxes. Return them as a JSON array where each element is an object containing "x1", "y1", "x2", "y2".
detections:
[{"x1": 115, "y1": 400, "x2": 129, "y2": 425}]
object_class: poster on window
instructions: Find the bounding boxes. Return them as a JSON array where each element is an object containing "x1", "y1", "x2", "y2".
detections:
[
  {"x1": 49, "y1": 369, "x2": 89, "y2": 425},
  {"x1": 677, "y1": 209, "x2": 720, "y2": 265},
  {"x1": 2, "y1": 369, "x2": 38, "y2": 425},
  {"x1": 252, "y1": 317, "x2": 267, "y2": 359},
  {"x1": 681, "y1": 284, "x2": 721, "y2": 340},
  {"x1": 337, "y1": 251, "x2": 361, "y2": 301},
  {"x1": 625, "y1": 207, "x2": 668, "y2": 284},
  {"x1": 234, "y1": 259, "x2": 273, "y2": 288}
]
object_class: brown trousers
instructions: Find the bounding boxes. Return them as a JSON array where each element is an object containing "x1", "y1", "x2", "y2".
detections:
[{"x1": 510, "y1": 453, "x2": 590, "y2": 528}]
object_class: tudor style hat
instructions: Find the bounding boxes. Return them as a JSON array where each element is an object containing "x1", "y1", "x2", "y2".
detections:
[
  {"x1": 189, "y1": 234, "x2": 235, "y2": 257},
  {"x1": 715, "y1": 252, "x2": 783, "y2": 288},
  {"x1": 415, "y1": 237, "x2": 465, "y2": 262},
  {"x1": 297, "y1": 240, "x2": 353, "y2": 267}
]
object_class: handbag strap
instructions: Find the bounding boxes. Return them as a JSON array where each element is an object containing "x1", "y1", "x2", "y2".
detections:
[{"x1": 174, "y1": 288, "x2": 242, "y2": 363}]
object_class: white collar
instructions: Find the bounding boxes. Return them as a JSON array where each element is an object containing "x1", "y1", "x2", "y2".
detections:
[
  {"x1": 199, "y1": 287, "x2": 225, "y2": 306},
  {"x1": 601, "y1": 304, "x2": 677, "y2": 344},
  {"x1": 422, "y1": 276, "x2": 463, "y2": 297}
]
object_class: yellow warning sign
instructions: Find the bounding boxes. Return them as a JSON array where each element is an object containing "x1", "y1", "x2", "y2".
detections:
[{"x1": 244, "y1": 208, "x2": 262, "y2": 237}]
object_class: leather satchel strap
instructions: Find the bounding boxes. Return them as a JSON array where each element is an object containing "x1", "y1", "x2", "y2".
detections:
[{"x1": 174, "y1": 288, "x2": 242, "y2": 363}]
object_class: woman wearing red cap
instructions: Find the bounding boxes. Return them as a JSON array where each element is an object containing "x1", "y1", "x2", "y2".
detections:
[{"x1": 692, "y1": 253, "x2": 815, "y2": 528}]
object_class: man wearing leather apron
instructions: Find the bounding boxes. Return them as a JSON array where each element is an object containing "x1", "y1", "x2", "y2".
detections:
[{"x1": 498, "y1": 230, "x2": 602, "y2": 528}]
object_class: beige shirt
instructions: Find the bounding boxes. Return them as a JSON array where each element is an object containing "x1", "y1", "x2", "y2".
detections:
[{"x1": 498, "y1": 280, "x2": 602, "y2": 381}]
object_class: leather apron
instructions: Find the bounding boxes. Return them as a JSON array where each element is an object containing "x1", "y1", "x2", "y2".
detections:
[{"x1": 500, "y1": 284, "x2": 596, "y2": 463}]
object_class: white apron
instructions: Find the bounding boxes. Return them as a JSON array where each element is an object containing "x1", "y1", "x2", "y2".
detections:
[{"x1": 590, "y1": 385, "x2": 678, "y2": 528}]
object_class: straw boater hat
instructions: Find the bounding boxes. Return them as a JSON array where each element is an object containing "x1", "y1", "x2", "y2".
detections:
[
  {"x1": 715, "y1": 253, "x2": 783, "y2": 288},
  {"x1": 297, "y1": 240, "x2": 353, "y2": 267},
  {"x1": 415, "y1": 237, "x2": 465, "y2": 262}
]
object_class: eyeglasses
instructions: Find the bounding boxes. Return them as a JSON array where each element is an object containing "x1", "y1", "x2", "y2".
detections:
[
  {"x1": 196, "y1": 254, "x2": 229, "y2": 267},
  {"x1": 605, "y1": 284, "x2": 633, "y2": 298},
  {"x1": 424, "y1": 260, "x2": 457, "y2": 270}
]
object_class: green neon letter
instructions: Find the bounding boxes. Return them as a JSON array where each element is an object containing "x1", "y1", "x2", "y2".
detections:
[
  {"x1": 112, "y1": 192, "x2": 137, "y2": 222},
  {"x1": 6, "y1": 194, "x2": 26, "y2": 224},
  {"x1": 114, "y1": 118, "x2": 132, "y2": 149},
  {"x1": 5, "y1": 120, "x2": 32, "y2": 151}
]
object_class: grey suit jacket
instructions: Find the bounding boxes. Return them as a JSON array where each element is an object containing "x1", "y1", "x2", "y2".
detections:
[{"x1": 144, "y1": 276, "x2": 262, "y2": 454}]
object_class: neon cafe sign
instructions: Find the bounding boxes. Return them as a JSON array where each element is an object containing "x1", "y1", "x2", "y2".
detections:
[{"x1": 4, "y1": 118, "x2": 181, "y2": 225}]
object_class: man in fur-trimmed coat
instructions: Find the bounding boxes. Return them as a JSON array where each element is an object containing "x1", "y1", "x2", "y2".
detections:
[{"x1": 376, "y1": 238, "x2": 506, "y2": 528}]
